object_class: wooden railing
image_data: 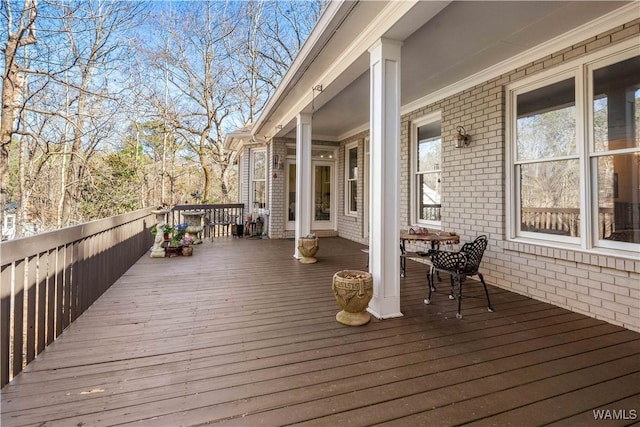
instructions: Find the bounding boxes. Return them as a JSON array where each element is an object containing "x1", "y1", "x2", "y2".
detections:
[
  {"x1": 0, "y1": 208, "x2": 155, "y2": 388},
  {"x1": 521, "y1": 207, "x2": 622, "y2": 239},
  {"x1": 169, "y1": 204, "x2": 244, "y2": 238}
]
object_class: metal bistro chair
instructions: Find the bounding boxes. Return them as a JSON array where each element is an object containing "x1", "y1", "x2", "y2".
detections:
[{"x1": 423, "y1": 235, "x2": 493, "y2": 319}]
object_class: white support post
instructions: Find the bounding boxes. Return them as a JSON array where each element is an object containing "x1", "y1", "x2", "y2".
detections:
[
  {"x1": 294, "y1": 113, "x2": 313, "y2": 258},
  {"x1": 367, "y1": 38, "x2": 403, "y2": 319}
]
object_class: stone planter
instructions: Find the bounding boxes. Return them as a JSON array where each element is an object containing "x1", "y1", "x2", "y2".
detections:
[
  {"x1": 182, "y1": 210, "x2": 204, "y2": 244},
  {"x1": 297, "y1": 236, "x2": 319, "y2": 264},
  {"x1": 332, "y1": 270, "x2": 373, "y2": 326}
]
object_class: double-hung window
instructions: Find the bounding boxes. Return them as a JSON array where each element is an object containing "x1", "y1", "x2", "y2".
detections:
[
  {"x1": 345, "y1": 142, "x2": 358, "y2": 216},
  {"x1": 513, "y1": 76, "x2": 581, "y2": 242},
  {"x1": 412, "y1": 113, "x2": 442, "y2": 227},
  {"x1": 507, "y1": 42, "x2": 639, "y2": 254},
  {"x1": 251, "y1": 149, "x2": 266, "y2": 210}
]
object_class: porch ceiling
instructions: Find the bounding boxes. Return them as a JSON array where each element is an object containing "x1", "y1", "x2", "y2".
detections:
[{"x1": 275, "y1": 1, "x2": 629, "y2": 140}]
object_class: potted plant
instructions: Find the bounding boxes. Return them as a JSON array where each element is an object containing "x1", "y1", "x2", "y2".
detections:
[
  {"x1": 171, "y1": 222, "x2": 188, "y2": 245},
  {"x1": 163, "y1": 222, "x2": 188, "y2": 257},
  {"x1": 180, "y1": 236, "x2": 195, "y2": 256}
]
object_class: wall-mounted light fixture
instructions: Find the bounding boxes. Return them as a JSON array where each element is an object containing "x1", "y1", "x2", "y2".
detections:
[
  {"x1": 455, "y1": 126, "x2": 470, "y2": 148},
  {"x1": 273, "y1": 154, "x2": 283, "y2": 170},
  {"x1": 311, "y1": 84, "x2": 323, "y2": 114}
]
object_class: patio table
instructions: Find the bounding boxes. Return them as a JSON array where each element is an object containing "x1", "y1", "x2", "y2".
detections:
[{"x1": 400, "y1": 230, "x2": 460, "y2": 277}]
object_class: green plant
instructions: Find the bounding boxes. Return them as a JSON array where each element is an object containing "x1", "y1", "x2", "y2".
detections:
[
  {"x1": 151, "y1": 223, "x2": 175, "y2": 235},
  {"x1": 169, "y1": 222, "x2": 188, "y2": 246}
]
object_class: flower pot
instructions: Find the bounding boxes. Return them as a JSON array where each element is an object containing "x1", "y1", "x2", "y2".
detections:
[
  {"x1": 332, "y1": 270, "x2": 373, "y2": 326},
  {"x1": 165, "y1": 246, "x2": 182, "y2": 257},
  {"x1": 182, "y1": 246, "x2": 193, "y2": 256},
  {"x1": 297, "y1": 236, "x2": 319, "y2": 264}
]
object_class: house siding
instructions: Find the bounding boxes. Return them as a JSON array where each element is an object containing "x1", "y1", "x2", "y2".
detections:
[
  {"x1": 269, "y1": 138, "x2": 289, "y2": 239},
  {"x1": 397, "y1": 18, "x2": 640, "y2": 332}
]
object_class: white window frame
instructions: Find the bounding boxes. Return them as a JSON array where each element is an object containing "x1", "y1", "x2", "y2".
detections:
[
  {"x1": 250, "y1": 148, "x2": 267, "y2": 213},
  {"x1": 363, "y1": 137, "x2": 370, "y2": 239},
  {"x1": 411, "y1": 111, "x2": 442, "y2": 228},
  {"x1": 587, "y1": 47, "x2": 640, "y2": 253},
  {"x1": 505, "y1": 39, "x2": 640, "y2": 257},
  {"x1": 344, "y1": 141, "x2": 358, "y2": 217},
  {"x1": 507, "y1": 68, "x2": 583, "y2": 246}
]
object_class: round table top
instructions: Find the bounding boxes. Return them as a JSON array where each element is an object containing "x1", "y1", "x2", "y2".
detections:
[{"x1": 400, "y1": 230, "x2": 460, "y2": 243}]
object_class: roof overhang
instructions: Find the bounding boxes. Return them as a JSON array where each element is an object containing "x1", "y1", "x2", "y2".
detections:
[
  {"x1": 223, "y1": 126, "x2": 252, "y2": 152},
  {"x1": 250, "y1": 1, "x2": 635, "y2": 142}
]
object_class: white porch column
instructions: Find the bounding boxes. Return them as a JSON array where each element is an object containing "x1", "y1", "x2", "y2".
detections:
[
  {"x1": 294, "y1": 113, "x2": 313, "y2": 258},
  {"x1": 367, "y1": 38, "x2": 402, "y2": 319}
]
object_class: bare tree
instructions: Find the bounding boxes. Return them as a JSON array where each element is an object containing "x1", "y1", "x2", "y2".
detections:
[
  {"x1": 4, "y1": 0, "x2": 146, "y2": 232},
  {"x1": 1, "y1": 0, "x2": 37, "y2": 231},
  {"x1": 139, "y1": 1, "x2": 239, "y2": 203},
  {"x1": 225, "y1": 0, "x2": 325, "y2": 129},
  {"x1": 2, "y1": 0, "x2": 324, "y2": 238}
]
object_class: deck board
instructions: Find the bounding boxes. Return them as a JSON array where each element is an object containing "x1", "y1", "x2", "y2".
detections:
[{"x1": 1, "y1": 237, "x2": 638, "y2": 426}]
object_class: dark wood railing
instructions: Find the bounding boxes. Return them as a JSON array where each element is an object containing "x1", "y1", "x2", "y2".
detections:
[
  {"x1": 521, "y1": 207, "x2": 581, "y2": 236},
  {"x1": 420, "y1": 204, "x2": 441, "y2": 222},
  {"x1": 169, "y1": 204, "x2": 244, "y2": 239},
  {"x1": 0, "y1": 208, "x2": 155, "y2": 388}
]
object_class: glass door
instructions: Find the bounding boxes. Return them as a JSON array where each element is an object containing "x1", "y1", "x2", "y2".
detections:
[
  {"x1": 284, "y1": 146, "x2": 337, "y2": 231},
  {"x1": 312, "y1": 161, "x2": 335, "y2": 229}
]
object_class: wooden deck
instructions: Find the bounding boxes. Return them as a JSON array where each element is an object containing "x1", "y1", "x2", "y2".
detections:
[{"x1": 1, "y1": 237, "x2": 639, "y2": 426}]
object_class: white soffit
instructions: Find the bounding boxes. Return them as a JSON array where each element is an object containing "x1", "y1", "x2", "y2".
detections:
[
  {"x1": 401, "y1": 1, "x2": 636, "y2": 114},
  {"x1": 337, "y1": 1, "x2": 636, "y2": 140},
  {"x1": 261, "y1": 1, "x2": 637, "y2": 141}
]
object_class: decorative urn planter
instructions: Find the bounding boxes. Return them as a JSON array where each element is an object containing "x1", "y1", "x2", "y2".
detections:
[
  {"x1": 182, "y1": 210, "x2": 205, "y2": 244},
  {"x1": 332, "y1": 270, "x2": 373, "y2": 326},
  {"x1": 297, "y1": 235, "x2": 319, "y2": 264}
]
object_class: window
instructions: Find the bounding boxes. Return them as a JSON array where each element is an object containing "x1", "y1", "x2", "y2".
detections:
[
  {"x1": 590, "y1": 54, "x2": 640, "y2": 248},
  {"x1": 515, "y1": 76, "x2": 580, "y2": 241},
  {"x1": 251, "y1": 149, "x2": 266, "y2": 210},
  {"x1": 345, "y1": 142, "x2": 358, "y2": 216},
  {"x1": 412, "y1": 113, "x2": 442, "y2": 226},
  {"x1": 507, "y1": 44, "x2": 639, "y2": 253}
]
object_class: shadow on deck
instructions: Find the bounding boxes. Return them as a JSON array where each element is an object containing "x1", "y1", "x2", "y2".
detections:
[{"x1": 1, "y1": 237, "x2": 639, "y2": 426}]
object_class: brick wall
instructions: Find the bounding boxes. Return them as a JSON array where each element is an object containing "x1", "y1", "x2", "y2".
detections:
[
  {"x1": 269, "y1": 138, "x2": 289, "y2": 239},
  {"x1": 398, "y1": 18, "x2": 640, "y2": 331}
]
